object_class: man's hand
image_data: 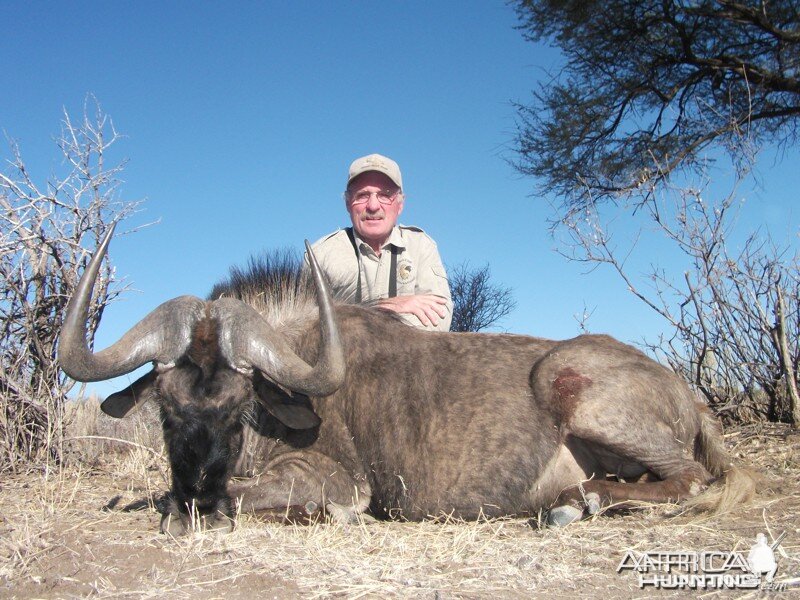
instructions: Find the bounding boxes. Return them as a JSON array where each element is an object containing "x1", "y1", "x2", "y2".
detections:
[{"x1": 376, "y1": 294, "x2": 448, "y2": 328}]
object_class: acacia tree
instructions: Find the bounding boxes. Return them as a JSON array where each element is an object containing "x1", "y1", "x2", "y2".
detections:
[
  {"x1": 512, "y1": 0, "x2": 800, "y2": 214},
  {"x1": 0, "y1": 100, "x2": 137, "y2": 468},
  {"x1": 450, "y1": 263, "x2": 516, "y2": 332}
]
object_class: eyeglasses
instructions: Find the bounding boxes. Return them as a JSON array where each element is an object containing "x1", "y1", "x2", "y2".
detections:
[{"x1": 346, "y1": 189, "x2": 400, "y2": 206}]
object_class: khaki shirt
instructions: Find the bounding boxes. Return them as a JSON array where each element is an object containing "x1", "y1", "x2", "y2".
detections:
[{"x1": 308, "y1": 225, "x2": 452, "y2": 332}]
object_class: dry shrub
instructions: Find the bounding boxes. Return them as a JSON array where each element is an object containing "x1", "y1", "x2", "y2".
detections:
[
  {"x1": 559, "y1": 172, "x2": 800, "y2": 427},
  {"x1": 0, "y1": 98, "x2": 139, "y2": 469}
]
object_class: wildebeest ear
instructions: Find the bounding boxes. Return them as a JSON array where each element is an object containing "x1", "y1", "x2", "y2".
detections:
[
  {"x1": 100, "y1": 370, "x2": 157, "y2": 418},
  {"x1": 254, "y1": 377, "x2": 321, "y2": 430}
]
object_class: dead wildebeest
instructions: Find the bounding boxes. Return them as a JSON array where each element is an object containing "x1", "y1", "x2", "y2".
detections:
[{"x1": 59, "y1": 226, "x2": 754, "y2": 534}]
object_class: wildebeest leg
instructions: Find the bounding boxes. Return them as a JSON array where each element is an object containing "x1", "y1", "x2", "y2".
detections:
[
  {"x1": 548, "y1": 431, "x2": 713, "y2": 526},
  {"x1": 229, "y1": 450, "x2": 372, "y2": 525},
  {"x1": 555, "y1": 466, "x2": 709, "y2": 508},
  {"x1": 533, "y1": 354, "x2": 715, "y2": 526}
]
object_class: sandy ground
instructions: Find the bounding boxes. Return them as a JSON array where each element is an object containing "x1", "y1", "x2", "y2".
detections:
[{"x1": 1, "y1": 422, "x2": 798, "y2": 599}]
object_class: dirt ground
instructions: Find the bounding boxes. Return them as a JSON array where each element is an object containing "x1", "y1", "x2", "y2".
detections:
[{"x1": 1, "y1": 422, "x2": 798, "y2": 599}]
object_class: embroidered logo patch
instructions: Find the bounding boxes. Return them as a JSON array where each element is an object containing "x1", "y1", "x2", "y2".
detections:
[{"x1": 397, "y1": 258, "x2": 414, "y2": 283}]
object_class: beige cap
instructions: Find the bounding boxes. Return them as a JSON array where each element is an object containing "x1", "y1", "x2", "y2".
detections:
[{"x1": 347, "y1": 153, "x2": 403, "y2": 189}]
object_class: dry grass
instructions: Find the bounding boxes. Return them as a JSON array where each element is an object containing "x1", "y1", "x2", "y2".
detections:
[{"x1": 1, "y1": 401, "x2": 798, "y2": 599}]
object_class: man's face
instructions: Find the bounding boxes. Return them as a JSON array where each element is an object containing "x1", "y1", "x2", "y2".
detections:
[{"x1": 345, "y1": 171, "x2": 404, "y2": 250}]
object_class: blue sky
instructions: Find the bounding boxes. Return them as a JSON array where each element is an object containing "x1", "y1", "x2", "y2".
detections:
[{"x1": 2, "y1": 2, "x2": 797, "y2": 398}]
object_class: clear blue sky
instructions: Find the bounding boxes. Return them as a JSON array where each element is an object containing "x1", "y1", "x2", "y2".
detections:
[{"x1": 2, "y1": 2, "x2": 797, "y2": 398}]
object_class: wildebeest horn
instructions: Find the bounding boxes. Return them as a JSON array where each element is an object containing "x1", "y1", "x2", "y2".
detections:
[
  {"x1": 211, "y1": 241, "x2": 345, "y2": 397},
  {"x1": 58, "y1": 223, "x2": 206, "y2": 382}
]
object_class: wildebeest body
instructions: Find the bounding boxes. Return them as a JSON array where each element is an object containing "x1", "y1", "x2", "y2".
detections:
[
  {"x1": 230, "y1": 304, "x2": 712, "y2": 523},
  {"x1": 58, "y1": 229, "x2": 754, "y2": 533},
  {"x1": 280, "y1": 308, "x2": 563, "y2": 519}
]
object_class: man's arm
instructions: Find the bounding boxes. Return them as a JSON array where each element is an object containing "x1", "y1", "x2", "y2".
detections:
[
  {"x1": 377, "y1": 234, "x2": 452, "y2": 331},
  {"x1": 376, "y1": 294, "x2": 449, "y2": 329}
]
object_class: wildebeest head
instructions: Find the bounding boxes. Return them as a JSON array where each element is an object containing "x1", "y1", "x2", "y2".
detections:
[{"x1": 58, "y1": 224, "x2": 345, "y2": 534}]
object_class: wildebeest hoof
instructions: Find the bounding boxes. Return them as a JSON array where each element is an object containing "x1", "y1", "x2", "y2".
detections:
[
  {"x1": 325, "y1": 501, "x2": 376, "y2": 525},
  {"x1": 546, "y1": 505, "x2": 584, "y2": 527},
  {"x1": 205, "y1": 513, "x2": 235, "y2": 533},
  {"x1": 161, "y1": 512, "x2": 188, "y2": 536},
  {"x1": 584, "y1": 492, "x2": 601, "y2": 515},
  {"x1": 160, "y1": 512, "x2": 234, "y2": 536}
]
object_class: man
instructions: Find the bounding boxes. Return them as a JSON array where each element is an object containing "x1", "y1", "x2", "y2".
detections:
[{"x1": 309, "y1": 153, "x2": 452, "y2": 331}]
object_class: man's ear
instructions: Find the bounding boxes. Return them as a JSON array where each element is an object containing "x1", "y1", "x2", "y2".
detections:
[
  {"x1": 253, "y1": 376, "x2": 321, "y2": 430},
  {"x1": 100, "y1": 370, "x2": 157, "y2": 418}
]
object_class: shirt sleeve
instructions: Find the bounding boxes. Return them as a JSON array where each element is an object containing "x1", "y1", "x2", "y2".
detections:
[{"x1": 407, "y1": 234, "x2": 453, "y2": 332}]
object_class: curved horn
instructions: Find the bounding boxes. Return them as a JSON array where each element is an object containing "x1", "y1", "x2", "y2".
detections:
[
  {"x1": 212, "y1": 241, "x2": 345, "y2": 397},
  {"x1": 58, "y1": 223, "x2": 207, "y2": 382}
]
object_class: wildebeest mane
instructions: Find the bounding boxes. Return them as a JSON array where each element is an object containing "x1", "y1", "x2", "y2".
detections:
[
  {"x1": 208, "y1": 248, "x2": 402, "y2": 334},
  {"x1": 209, "y1": 248, "x2": 314, "y2": 322}
]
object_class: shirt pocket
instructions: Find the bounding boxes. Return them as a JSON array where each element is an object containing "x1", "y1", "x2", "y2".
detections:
[{"x1": 432, "y1": 264, "x2": 448, "y2": 280}]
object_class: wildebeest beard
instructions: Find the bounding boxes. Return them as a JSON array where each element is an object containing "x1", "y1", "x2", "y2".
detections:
[{"x1": 163, "y1": 404, "x2": 240, "y2": 518}]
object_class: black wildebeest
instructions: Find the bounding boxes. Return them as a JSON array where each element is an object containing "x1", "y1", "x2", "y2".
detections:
[{"x1": 59, "y1": 226, "x2": 754, "y2": 534}]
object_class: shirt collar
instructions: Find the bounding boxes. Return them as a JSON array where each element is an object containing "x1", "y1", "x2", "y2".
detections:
[{"x1": 353, "y1": 225, "x2": 406, "y2": 255}]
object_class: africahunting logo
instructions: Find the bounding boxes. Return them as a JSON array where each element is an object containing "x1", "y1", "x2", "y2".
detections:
[{"x1": 617, "y1": 532, "x2": 790, "y2": 591}]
